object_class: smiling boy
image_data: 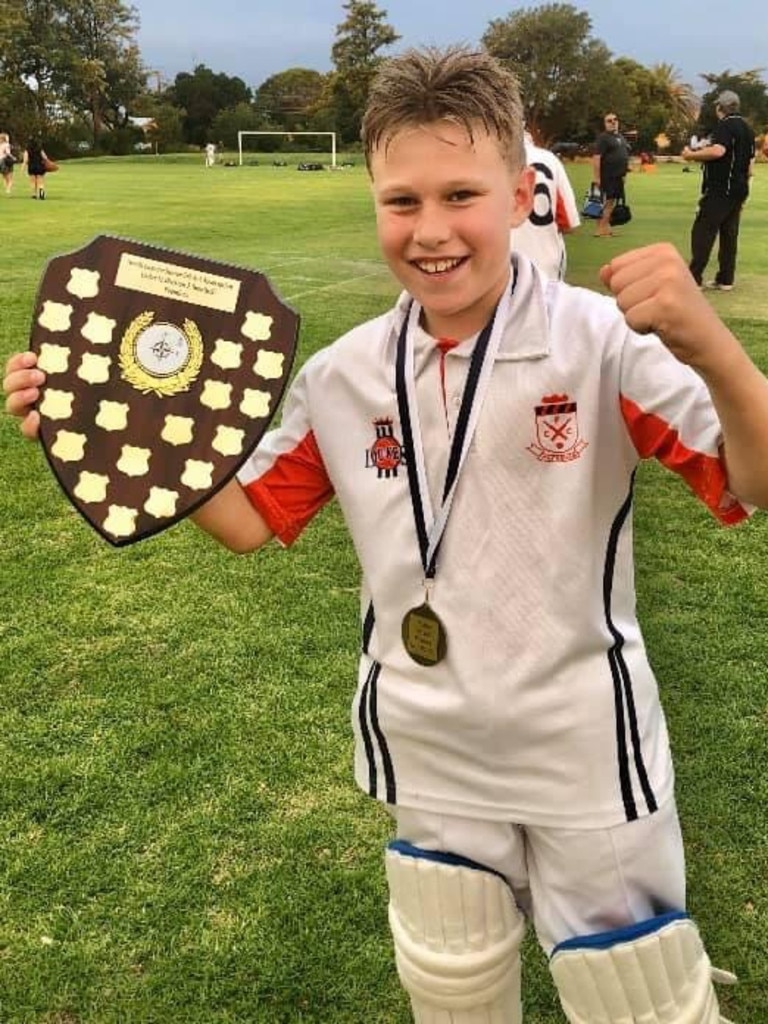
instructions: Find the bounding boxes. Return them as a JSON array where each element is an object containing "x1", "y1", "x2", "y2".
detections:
[{"x1": 6, "y1": 46, "x2": 768, "y2": 1024}]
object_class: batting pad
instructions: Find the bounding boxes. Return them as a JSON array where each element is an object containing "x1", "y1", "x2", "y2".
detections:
[
  {"x1": 550, "y1": 911, "x2": 737, "y2": 1023},
  {"x1": 385, "y1": 840, "x2": 526, "y2": 1024}
]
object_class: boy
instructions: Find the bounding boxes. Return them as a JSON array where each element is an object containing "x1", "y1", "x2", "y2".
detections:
[{"x1": 6, "y1": 47, "x2": 768, "y2": 1023}]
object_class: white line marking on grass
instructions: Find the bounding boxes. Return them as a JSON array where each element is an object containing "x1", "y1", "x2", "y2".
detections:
[
  {"x1": 263, "y1": 253, "x2": 383, "y2": 271},
  {"x1": 283, "y1": 269, "x2": 391, "y2": 302}
]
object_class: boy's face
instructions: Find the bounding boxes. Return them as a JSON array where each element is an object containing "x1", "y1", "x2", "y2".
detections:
[{"x1": 370, "y1": 121, "x2": 533, "y2": 340}]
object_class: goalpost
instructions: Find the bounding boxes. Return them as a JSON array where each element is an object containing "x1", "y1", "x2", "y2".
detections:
[{"x1": 237, "y1": 131, "x2": 337, "y2": 168}]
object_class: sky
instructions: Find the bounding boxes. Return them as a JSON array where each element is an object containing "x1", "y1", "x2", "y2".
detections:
[{"x1": 131, "y1": 0, "x2": 768, "y2": 97}]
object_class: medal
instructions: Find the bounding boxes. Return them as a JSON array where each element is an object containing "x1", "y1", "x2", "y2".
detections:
[
  {"x1": 395, "y1": 272, "x2": 516, "y2": 666},
  {"x1": 401, "y1": 601, "x2": 448, "y2": 667}
]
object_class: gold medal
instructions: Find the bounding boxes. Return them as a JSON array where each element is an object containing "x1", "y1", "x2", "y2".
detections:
[{"x1": 402, "y1": 602, "x2": 448, "y2": 666}]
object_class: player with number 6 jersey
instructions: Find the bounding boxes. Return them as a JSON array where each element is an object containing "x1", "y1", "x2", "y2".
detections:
[{"x1": 509, "y1": 132, "x2": 581, "y2": 280}]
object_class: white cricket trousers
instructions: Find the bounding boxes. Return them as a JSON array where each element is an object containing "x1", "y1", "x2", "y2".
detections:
[{"x1": 394, "y1": 798, "x2": 686, "y2": 953}]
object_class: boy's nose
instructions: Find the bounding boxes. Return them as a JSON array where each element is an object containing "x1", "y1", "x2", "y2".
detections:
[{"x1": 412, "y1": 204, "x2": 451, "y2": 249}]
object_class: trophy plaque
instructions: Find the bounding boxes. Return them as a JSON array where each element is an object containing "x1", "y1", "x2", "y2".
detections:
[{"x1": 29, "y1": 235, "x2": 299, "y2": 546}]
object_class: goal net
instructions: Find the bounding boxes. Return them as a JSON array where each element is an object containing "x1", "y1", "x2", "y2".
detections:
[{"x1": 237, "y1": 131, "x2": 337, "y2": 167}]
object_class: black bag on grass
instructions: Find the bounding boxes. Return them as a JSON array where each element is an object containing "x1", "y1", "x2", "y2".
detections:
[{"x1": 610, "y1": 198, "x2": 632, "y2": 226}]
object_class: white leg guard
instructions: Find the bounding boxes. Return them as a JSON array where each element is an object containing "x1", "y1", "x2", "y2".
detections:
[
  {"x1": 549, "y1": 911, "x2": 737, "y2": 1023},
  {"x1": 385, "y1": 840, "x2": 526, "y2": 1024}
]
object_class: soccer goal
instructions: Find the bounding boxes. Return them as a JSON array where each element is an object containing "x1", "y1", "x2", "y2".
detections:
[{"x1": 237, "y1": 131, "x2": 337, "y2": 168}]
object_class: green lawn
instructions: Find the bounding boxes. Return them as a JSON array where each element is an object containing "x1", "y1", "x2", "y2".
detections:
[{"x1": 1, "y1": 155, "x2": 767, "y2": 1022}]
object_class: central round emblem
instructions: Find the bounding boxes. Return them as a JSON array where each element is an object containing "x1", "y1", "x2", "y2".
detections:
[
  {"x1": 135, "y1": 322, "x2": 190, "y2": 377},
  {"x1": 120, "y1": 312, "x2": 204, "y2": 397}
]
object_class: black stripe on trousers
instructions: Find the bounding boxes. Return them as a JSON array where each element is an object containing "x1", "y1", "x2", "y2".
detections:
[
  {"x1": 603, "y1": 473, "x2": 658, "y2": 821},
  {"x1": 357, "y1": 659, "x2": 396, "y2": 804}
]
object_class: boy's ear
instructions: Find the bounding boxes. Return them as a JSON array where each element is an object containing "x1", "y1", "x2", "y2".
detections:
[{"x1": 509, "y1": 165, "x2": 535, "y2": 228}]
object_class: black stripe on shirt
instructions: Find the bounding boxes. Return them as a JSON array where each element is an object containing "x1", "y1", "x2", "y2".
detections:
[{"x1": 603, "y1": 472, "x2": 657, "y2": 821}]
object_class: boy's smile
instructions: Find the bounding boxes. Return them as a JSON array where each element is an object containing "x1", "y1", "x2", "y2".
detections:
[{"x1": 370, "y1": 120, "x2": 533, "y2": 340}]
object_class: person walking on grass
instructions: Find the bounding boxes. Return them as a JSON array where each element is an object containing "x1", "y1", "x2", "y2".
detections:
[
  {"x1": 0, "y1": 133, "x2": 15, "y2": 194},
  {"x1": 6, "y1": 46, "x2": 768, "y2": 1024},
  {"x1": 23, "y1": 137, "x2": 50, "y2": 199},
  {"x1": 591, "y1": 111, "x2": 629, "y2": 237},
  {"x1": 683, "y1": 90, "x2": 755, "y2": 291}
]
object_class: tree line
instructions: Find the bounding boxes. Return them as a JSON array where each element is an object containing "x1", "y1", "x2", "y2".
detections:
[{"x1": 1, "y1": 0, "x2": 766, "y2": 158}]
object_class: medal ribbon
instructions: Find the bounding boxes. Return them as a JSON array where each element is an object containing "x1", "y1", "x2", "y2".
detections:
[{"x1": 395, "y1": 276, "x2": 514, "y2": 581}]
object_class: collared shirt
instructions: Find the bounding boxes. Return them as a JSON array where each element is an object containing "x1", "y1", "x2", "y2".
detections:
[
  {"x1": 704, "y1": 115, "x2": 755, "y2": 200},
  {"x1": 238, "y1": 255, "x2": 748, "y2": 828}
]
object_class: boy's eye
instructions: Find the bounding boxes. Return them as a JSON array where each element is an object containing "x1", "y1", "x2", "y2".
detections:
[
  {"x1": 384, "y1": 195, "x2": 417, "y2": 208},
  {"x1": 448, "y1": 190, "x2": 475, "y2": 202}
]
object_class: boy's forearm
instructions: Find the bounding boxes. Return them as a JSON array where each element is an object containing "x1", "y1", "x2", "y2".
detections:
[
  {"x1": 695, "y1": 332, "x2": 768, "y2": 508},
  {"x1": 191, "y1": 477, "x2": 274, "y2": 553}
]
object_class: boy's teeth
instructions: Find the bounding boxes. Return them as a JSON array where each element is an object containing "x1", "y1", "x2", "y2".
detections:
[{"x1": 420, "y1": 258, "x2": 461, "y2": 274}]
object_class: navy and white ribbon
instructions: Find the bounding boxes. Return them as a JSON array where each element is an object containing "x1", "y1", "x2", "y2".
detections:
[{"x1": 395, "y1": 278, "x2": 514, "y2": 581}]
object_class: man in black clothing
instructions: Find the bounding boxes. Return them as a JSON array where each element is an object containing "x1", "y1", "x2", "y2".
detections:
[
  {"x1": 683, "y1": 90, "x2": 755, "y2": 290},
  {"x1": 591, "y1": 112, "x2": 630, "y2": 237}
]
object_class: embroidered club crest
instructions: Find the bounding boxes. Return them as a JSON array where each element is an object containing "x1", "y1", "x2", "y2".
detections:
[
  {"x1": 527, "y1": 393, "x2": 588, "y2": 463},
  {"x1": 366, "y1": 418, "x2": 405, "y2": 478}
]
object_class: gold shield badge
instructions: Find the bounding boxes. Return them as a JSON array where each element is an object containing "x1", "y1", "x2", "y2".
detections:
[{"x1": 29, "y1": 235, "x2": 299, "y2": 546}]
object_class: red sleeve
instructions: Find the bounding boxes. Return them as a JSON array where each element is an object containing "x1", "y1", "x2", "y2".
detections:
[
  {"x1": 620, "y1": 394, "x2": 748, "y2": 526},
  {"x1": 242, "y1": 429, "x2": 334, "y2": 545}
]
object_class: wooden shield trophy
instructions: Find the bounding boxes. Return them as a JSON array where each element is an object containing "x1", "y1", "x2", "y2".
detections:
[{"x1": 29, "y1": 235, "x2": 299, "y2": 546}]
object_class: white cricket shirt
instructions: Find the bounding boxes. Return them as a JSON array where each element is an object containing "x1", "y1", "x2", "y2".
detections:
[
  {"x1": 510, "y1": 140, "x2": 581, "y2": 281},
  {"x1": 237, "y1": 255, "x2": 748, "y2": 828}
]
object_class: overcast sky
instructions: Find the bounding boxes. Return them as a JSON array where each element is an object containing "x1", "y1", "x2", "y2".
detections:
[{"x1": 131, "y1": 0, "x2": 768, "y2": 97}]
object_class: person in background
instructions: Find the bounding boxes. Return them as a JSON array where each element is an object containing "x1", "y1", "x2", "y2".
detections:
[
  {"x1": 591, "y1": 112, "x2": 630, "y2": 237},
  {"x1": 682, "y1": 90, "x2": 755, "y2": 291},
  {"x1": 204, "y1": 141, "x2": 216, "y2": 167},
  {"x1": 23, "y1": 137, "x2": 50, "y2": 199},
  {"x1": 0, "y1": 132, "x2": 15, "y2": 194},
  {"x1": 509, "y1": 129, "x2": 580, "y2": 280}
]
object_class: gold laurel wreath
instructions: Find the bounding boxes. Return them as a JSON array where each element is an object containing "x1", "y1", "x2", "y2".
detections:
[{"x1": 119, "y1": 312, "x2": 204, "y2": 397}]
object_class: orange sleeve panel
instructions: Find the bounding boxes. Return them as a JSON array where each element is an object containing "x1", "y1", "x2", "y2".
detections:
[
  {"x1": 241, "y1": 430, "x2": 335, "y2": 546},
  {"x1": 620, "y1": 394, "x2": 748, "y2": 526},
  {"x1": 555, "y1": 191, "x2": 571, "y2": 232}
]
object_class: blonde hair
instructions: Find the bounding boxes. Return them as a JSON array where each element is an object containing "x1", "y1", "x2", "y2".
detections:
[
  {"x1": 0, "y1": 133, "x2": 8, "y2": 143},
  {"x1": 361, "y1": 46, "x2": 525, "y2": 171}
]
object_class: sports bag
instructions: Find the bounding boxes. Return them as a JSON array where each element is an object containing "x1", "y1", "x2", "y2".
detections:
[
  {"x1": 610, "y1": 197, "x2": 632, "y2": 226},
  {"x1": 582, "y1": 184, "x2": 604, "y2": 219}
]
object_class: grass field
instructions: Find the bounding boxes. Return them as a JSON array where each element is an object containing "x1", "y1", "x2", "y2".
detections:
[{"x1": 1, "y1": 153, "x2": 767, "y2": 1023}]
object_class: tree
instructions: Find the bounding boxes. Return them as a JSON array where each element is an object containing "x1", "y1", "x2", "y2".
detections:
[
  {"x1": 614, "y1": 58, "x2": 698, "y2": 153},
  {"x1": 329, "y1": 0, "x2": 400, "y2": 144},
  {"x1": 58, "y1": 0, "x2": 145, "y2": 143},
  {"x1": 254, "y1": 68, "x2": 327, "y2": 131},
  {"x1": 482, "y1": 3, "x2": 627, "y2": 145},
  {"x1": 698, "y1": 69, "x2": 768, "y2": 133},
  {"x1": 211, "y1": 101, "x2": 271, "y2": 151},
  {"x1": 0, "y1": 0, "x2": 144, "y2": 147},
  {"x1": 131, "y1": 94, "x2": 184, "y2": 152},
  {"x1": 0, "y1": 0, "x2": 70, "y2": 139},
  {"x1": 169, "y1": 64, "x2": 252, "y2": 146},
  {"x1": 646, "y1": 63, "x2": 698, "y2": 152}
]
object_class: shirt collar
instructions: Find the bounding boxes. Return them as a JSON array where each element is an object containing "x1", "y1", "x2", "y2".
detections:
[{"x1": 390, "y1": 253, "x2": 551, "y2": 363}]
